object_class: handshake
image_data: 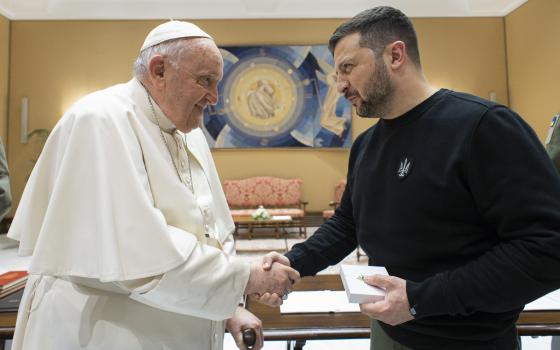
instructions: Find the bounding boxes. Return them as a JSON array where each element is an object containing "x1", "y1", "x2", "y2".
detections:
[{"x1": 244, "y1": 252, "x2": 298, "y2": 306}]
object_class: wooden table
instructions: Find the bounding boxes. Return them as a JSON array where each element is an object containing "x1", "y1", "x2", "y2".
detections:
[
  {"x1": 246, "y1": 275, "x2": 560, "y2": 349},
  {"x1": 2, "y1": 276, "x2": 559, "y2": 349},
  {"x1": 233, "y1": 215, "x2": 294, "y2": 239}
]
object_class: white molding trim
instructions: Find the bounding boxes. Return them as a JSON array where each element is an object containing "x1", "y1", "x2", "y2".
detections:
[
  {"x1": 0, "y1": 5, "x2": 14, "y2": 19},
  {"x1": 0, "y1": 0, "x2": 530, "y2": 20},
  {"x1": 499, "y1": 0, "x2": 529, "y2": 16}
]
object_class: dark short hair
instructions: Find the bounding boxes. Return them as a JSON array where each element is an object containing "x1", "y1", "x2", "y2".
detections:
[{"x1": 328, "y1": 6, "x2": 421, "y2": 67}]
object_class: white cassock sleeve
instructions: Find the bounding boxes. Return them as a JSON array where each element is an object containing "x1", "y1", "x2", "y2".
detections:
[
  {"x1": 127, "y1": 237, "x2": 249, "y2": 321},
  {"x1": 122, "y1": 227, "x2": 247, "y2": 321},
  {"x1": 69, "y1": 226, "x2": 249, "y2": 321},
  {"x1": 220, "y1": 224, "x2": 247, "y2": 306}
]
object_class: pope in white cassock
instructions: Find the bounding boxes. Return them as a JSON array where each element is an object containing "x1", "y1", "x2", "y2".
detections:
[{"x1": 7, "y1": 21, "x2": 300, "y2": 350}]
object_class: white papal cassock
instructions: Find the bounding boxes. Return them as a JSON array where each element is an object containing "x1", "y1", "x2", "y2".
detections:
[{"x1": 7, "y1": 78, "x2": 250, "y2": 350}]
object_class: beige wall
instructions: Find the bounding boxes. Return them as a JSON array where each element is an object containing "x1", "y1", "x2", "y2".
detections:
[
  {"x1": 0, "y1": 15, "x2": 8, "y2": 145},
  {"x1": 506, "y1": 0, "x2": 560, "y2": 142},
  {"x1": 7, "y1": 18, "x2": 508, "y2": 213}
]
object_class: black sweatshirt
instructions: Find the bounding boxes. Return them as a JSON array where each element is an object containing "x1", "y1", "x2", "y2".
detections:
[{"x1": 286, "y1": 89, "x2": 560, "y2": 349}]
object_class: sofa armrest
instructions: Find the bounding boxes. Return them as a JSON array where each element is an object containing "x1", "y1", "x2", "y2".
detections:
[{"x1": 328, "y1": 201, "x2": 340, "y2": 210}]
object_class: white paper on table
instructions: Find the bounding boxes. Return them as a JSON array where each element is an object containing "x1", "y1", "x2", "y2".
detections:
[
  {"x1": 271, "y1": 215, "x2": 291, "y2": 221},
  {"x1": 524, "y1": 289, "x2": 560, "y2": 311},
  {"x1": 280, "y1": 291, "x2": 360, "y2": 314}
]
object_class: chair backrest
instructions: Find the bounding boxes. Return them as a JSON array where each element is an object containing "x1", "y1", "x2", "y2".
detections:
[
  {"x1": 334, "y1": 179, "x2": 347, "y2": 202},
  {"x1": 223, "y1": 176, "x2": 303, "y2": 208}
]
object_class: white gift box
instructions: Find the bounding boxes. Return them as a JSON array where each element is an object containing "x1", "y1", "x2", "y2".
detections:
[{"x1": 340, "y1": 264, "x2": 388, "y2": 304}]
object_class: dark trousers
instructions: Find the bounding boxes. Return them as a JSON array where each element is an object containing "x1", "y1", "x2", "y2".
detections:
[
  {"x1": 370, "y1": 320, "x2": 522, "y2": 350},
  {"x1": 371, "y1": 321, "x2": 413, "y2": 350}
]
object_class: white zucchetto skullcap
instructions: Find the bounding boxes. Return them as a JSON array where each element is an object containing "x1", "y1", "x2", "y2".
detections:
[{"x1": 141, "y1": 21, "x2": 213, "y2": 51}]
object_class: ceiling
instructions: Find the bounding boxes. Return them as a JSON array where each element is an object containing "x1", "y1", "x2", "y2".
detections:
[{"x1": 0, "y1": 0, "x2": 528, "y2": 20}]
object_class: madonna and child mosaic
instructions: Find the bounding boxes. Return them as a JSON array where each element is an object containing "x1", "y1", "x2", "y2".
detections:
[{"x1": 202, "y1": 45, "x2": 352, "y2": 148}]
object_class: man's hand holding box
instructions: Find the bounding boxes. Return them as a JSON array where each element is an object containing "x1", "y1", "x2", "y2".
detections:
[{"x1": 340, "y1": 264, "x2": 414, "y2": 326}]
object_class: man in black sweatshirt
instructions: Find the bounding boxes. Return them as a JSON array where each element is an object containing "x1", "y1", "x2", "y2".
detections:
[{"x1": 258, "y1": 6, "x2": 560, "y2": 350}]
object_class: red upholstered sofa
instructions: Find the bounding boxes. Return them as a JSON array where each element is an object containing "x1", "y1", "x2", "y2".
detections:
[{"x1": 223, "y1": 176, "x2": 308, "y2": 237}]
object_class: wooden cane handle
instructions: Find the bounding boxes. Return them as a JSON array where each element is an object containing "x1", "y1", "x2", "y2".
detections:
[{"x1": 242, "y1": 328, "x2": 256, "y2": 349}]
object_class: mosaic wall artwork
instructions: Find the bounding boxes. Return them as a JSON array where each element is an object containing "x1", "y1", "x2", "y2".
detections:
[{"x1": 202, "y1": 45, "x2": 352, "y2": 148}]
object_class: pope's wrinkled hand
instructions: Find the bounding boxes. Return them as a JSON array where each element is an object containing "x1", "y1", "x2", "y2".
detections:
[
  {"x1": 226, "y1": 307, "x2": 263, "y2": 350},
  {"x1": 250, "y1": 251, "x2": 295, "y2": 307},
  {"x1": 245, "y1": 259, "x2": 300, "y2": 297},
  {"x1": 359, "y1": 274, "x2": 414, "y2": 326}
]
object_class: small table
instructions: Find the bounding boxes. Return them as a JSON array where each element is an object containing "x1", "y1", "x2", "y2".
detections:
[
  {"x1": 233, "y1": 215, "x2": 293, "y2": 239},
  {"x1": 246, "y1": 275, "x2": 560, "y2": 349},
  {"x1": 2, "y1": 276, "x2": 560, "y2": 350}
]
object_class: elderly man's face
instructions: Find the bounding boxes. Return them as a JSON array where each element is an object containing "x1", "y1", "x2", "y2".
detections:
[
  {"x1": 163, "y1": 38, "x2": 223, "y2": 132},
  {"x1": 334, "y1": 32, "x2": 394, "y2": 118}
]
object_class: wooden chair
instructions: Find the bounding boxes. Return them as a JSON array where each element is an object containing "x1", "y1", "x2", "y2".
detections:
[
  {"x1": 322, "y1": 180, "x2": 364, "y2": 261},
  {"x1": 322, "y1": 179, "x2": 346, "y2": 220}
]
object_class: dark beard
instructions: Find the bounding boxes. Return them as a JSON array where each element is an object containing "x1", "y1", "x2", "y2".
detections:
[{"x1": 356, "y1": 58, "x2": 394, "y2": 118}]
